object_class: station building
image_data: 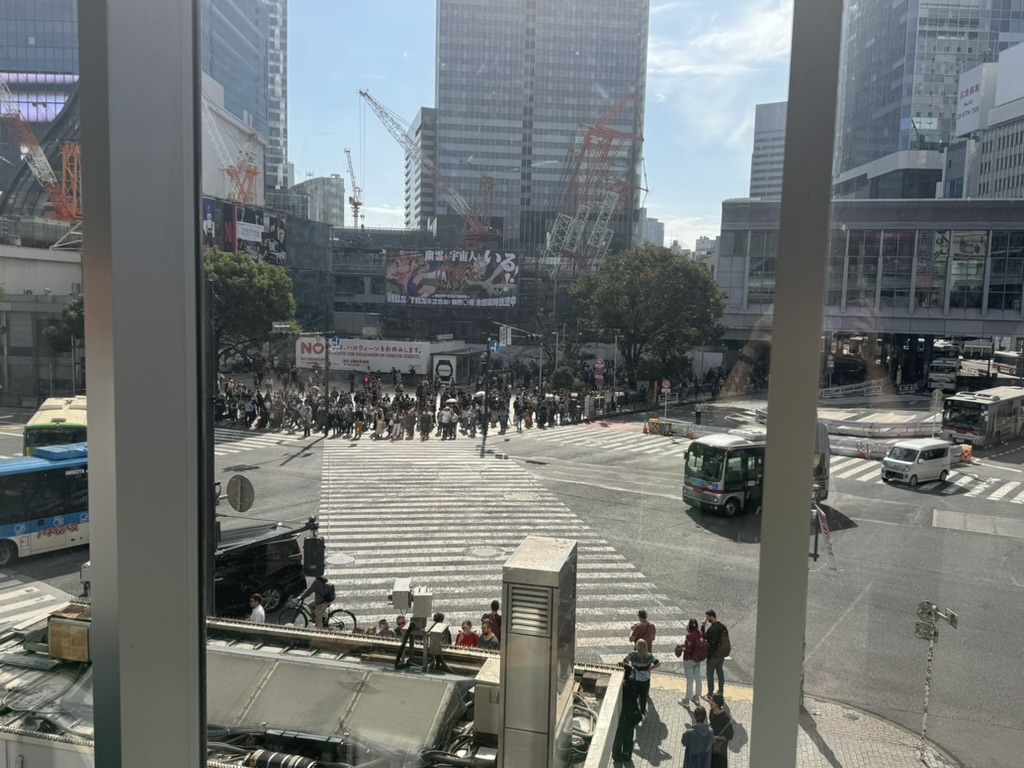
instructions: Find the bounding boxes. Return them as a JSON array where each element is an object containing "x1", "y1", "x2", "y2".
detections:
[{"x1": 716, "y1": 197, "x2": 1024, "y2": 383}]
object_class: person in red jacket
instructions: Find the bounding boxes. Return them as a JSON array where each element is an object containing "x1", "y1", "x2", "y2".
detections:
[
  {"x1": 456, "y1": 619, "x2": 480, "y2": 647},
  {"x1": 629, "y1": 608, "x2": 656, "y2": 652}
]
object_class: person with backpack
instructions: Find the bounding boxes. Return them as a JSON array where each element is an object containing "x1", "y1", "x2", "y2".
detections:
[
  {"x1": 702, "y1": 609, "x2": 731, "y2": 699},
  {"x1": 709, "y1": 693, "x2": 736, "y2": 767},
  {"x1": 298, "y1": 575, "x2": 335, "y2": 629},
  {"x1": 677, "y1": 618, "x2": 707, "y2": 707}
]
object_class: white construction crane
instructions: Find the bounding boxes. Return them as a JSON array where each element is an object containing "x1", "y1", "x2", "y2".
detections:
[{"x1": 344, "y1": 147, "x2": 362, "y2": 226}]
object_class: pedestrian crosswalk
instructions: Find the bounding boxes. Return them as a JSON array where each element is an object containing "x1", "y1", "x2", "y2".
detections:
[
  {"x1": 0, "y1": 572, "x2": 74, "y2": 634},
  {"x1": 829, "y1": 455, "x2": 1024, "y2": 503},
  {"x1": 500, "y1": 421, "x2": 691, "y2": 459},
  {"x1": 213, "y1": 427, "x2": 308, "y2": 457},
  {"x1": 315, "y1": 439, "x2": 690, "y2": 665}
]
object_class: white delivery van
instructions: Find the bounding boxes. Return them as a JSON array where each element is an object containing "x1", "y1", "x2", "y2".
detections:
[{"x1": 880, "y1": 439, "x2": 952, "y2": 486}]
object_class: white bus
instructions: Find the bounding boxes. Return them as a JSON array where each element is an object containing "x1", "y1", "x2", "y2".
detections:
[
  {"x1": 927, "y1": 358, "x2": 961, "y2": 392},
  {"x1": 991, "y1": 350, "x2": 1024, "y2": 380},
  {"x1": 682, "y1": 422, "x2": 831, "y2": 517},
  {"x1": 942, "y1": 386, "x2": 1024, "y2": 447}
]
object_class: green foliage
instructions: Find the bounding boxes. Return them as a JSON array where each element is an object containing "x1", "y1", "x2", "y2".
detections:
[
  {"x1": 571, "y1": 245, "x2": 725, "y2": 385},
  {"x1": 550, "y1": 366, "x2": 575, "y2": 390},
  {"x1": 43, "y1": 295, "x2": 85, "y2": 353},
  {"x1": 203, "y1": 248, "x2": 296, "y2": 355}
]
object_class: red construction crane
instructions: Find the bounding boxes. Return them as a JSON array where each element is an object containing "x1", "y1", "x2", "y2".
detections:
[
  {"x1": 344, "y1": 147, "x2": 363, "y2": 226},
  {"x1": 544, "y1": 92, "x2": 643, "y2": 274},
  {"x1": 0, "y1": 77, "x2": 81, "y2": 220},
  {"x1": 359, "y1": 89, "x2": 500, "y2": 248}
]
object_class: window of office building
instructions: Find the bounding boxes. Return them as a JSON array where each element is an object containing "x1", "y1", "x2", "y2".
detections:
[
  {"x1": 949, "y1": 229, "x2": 988, "y2": 309},
  {"x1": 879, "y1": 229, "x2": 914, "y2": 309},
  {"x1": 825, "y1": 228, "x2": 846, "y2": 305},
  {"x1": 845, "y1": 229, "x2": 880, "y2": 307},
  {"x1": 746, "y1": 229, "x2": 778, "y2": 305},
  {"x1": 986, "y1": 230, "x2": 1024, "y2": 311},
  {"x1": 916, "y1": 229, "x2": 950, "y2": 309}
]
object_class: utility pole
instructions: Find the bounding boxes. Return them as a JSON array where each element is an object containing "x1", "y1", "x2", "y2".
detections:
[
  {"x1": 323, "y1": 290, "x2": 331, "y2": 390},
  {"x1": 915, "y1": 601, "x2": 958, "y2": 765}
]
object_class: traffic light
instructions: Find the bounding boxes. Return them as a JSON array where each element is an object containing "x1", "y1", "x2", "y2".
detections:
[{"x1": 303, "y1": 536, "x2": 325, "y2": 577}]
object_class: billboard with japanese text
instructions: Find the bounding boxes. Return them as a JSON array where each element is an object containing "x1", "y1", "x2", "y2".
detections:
[
  {"x1": 385, "y1": 249, "x2": 518, "y2": 307},
  {"x1": 201, "y1": 197, "x2": 287, "y2": 265},
  {"x1": 295, "y1": 337, "x2": 432, "y2": 373}
]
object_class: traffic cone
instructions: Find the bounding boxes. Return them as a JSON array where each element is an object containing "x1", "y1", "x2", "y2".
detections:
[{"x1": 643, "y1": 421, "x2": 649, "y2": 435}]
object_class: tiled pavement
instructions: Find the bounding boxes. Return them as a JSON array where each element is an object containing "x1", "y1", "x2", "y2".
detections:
[{"x1": 611, "y1": 673, "x2": 960, "y2": 768}]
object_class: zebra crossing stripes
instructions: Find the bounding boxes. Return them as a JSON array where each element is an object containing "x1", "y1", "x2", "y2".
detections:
[
  {"x1": 213, "y1": 428, "x2": 307, "y2": 456},
  {"x1": 0, "y1": 573, "x2": 73, "y2": 632},
  {"x1": 827, "y1": 455, "x2": 1024, "y2": 502},
  {"x1": 509, "y1": 422, "x2": 691, "y2": 458},
  {"x1": 315, "y1": 439, "x2": 688, "y2": 664}
]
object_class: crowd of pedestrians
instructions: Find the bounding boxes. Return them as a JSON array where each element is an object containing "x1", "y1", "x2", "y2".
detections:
[
  {"x1": 215, "y1": 359, "x2": 616, "y2": 441},
  {"x1": 614, "y1": 608, "x2": 737, "y2": 767}
]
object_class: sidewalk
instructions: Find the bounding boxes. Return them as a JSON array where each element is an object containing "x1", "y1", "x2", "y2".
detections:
[{"x1": 611, "y1": 674, "x2": 961, "y2": 768}]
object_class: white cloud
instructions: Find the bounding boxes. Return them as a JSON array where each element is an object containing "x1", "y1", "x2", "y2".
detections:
[
  {"x1": 361, "y1": 204, "x2": 406, "y2": 229},
  {"x1": 656, "y1": 212, "x2": 722, "y2": 252},
  {"x1": 646, "y1": 0, "x2": 792, "y2": 148}
]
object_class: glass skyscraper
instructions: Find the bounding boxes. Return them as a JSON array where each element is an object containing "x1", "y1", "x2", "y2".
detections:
[
  {"x1": 835, "y1": 0, "x2": 1024, "y2": 197},
  {"x1": 200, "y1": 0, "x2": 270, "y2": 139},
  {"x1": 0, "y1": 0, "x2": 79, "y2": 197},
  {"x1": 433, "y1": 0, "x2": 648, "y2": 250}
]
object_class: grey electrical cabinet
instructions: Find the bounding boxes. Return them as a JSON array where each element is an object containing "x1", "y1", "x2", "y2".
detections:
[{"x1": 498, "y1": 536, "x2": 578, "y2": 768}]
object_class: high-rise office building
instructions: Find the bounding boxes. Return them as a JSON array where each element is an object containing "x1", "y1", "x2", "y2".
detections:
[
  {"x1": 639, "y1": 215, "x2": 664, "y2": 247},
  {"x1": 750, "y1": 101, "x2": 787, "y2": 199},
  {"x1": 290, "y1": 175, "x2": 346, "y2": 227},
  {"x1": 834, "y1": 0, "x2": 1024, "y2": 199},
  {"x1": 200, "y1": 0, "x2": 270, "y2": 139},
  {"x1": 265, "y1": 0, "x2": 289, "y2": 192},
  {"x1": 404, "y1": 107, "x2": 438, "y2": 230},
  {"x1": 433, "y1": 0, "x2": 648, "y2": 250}
]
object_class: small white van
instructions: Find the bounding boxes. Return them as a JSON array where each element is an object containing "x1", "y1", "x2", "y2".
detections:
[{"x1": 881, "y1": 439, "x2": 952, "y2": 486}]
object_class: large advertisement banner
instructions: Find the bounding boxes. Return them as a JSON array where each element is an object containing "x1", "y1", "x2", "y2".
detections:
[
  {"x1": 385, "y1": 249, "x2": 518, "y2": 307},
  {"x1": 295, "y1": 337, "x2": 432, "y2": 373},
  {"x1": 201, "y1": 198, "x2": 287, "y2": 265}
]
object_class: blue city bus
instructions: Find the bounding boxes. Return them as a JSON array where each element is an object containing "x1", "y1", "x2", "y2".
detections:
[{"x1": 0, "y1": 443, "x2": 89, "y2": 567}]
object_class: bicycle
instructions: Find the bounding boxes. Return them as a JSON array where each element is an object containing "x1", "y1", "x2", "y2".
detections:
[{"x1": 278, "y1": 599, "x2": 358, "y2": 632}]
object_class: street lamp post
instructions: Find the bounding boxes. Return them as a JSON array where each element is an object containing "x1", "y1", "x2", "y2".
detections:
[
  {"x1": 613, "y1": 332, "x2": 619, "y2": 391},
  {"x1": 552, "y1": 330, "x2": 560, "y2": 371}
]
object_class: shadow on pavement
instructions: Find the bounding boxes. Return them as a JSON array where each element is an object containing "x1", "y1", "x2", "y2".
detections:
[
  {"x1": 798, "y1": 706, "x2": 844, "y2": 768},
  {"x1": 635, "y1": 700, "x2": 673, "y2": 765}
]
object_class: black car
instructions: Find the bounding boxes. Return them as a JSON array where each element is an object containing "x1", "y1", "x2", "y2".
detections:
[{"x1": 214, "y1": 524, "x2": 307, "y2": 617}]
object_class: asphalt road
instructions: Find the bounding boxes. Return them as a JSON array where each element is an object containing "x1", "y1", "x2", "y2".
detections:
[
  {"x1": 492, "y1": 417, "x2": 1024, "y2": 768},
  {"x1": 2, "y1": 416, "x2": 1022, "y2": 767}
]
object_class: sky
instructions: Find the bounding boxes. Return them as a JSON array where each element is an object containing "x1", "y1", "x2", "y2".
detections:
[{"x1": 288, "y1": 0, "x2": 793, "y2": 250}]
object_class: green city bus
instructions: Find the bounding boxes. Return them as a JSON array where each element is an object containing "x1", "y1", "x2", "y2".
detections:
[{"x1": 23, "y1": 396, "x2": 88, "y2": 456}]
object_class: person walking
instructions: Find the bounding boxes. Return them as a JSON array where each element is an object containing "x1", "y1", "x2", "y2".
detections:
[
  {"x1": 709, "y1": 693, "x2": 735, "y2": 767},
  {"x1": 248, "y1": 593, "x2": 266, "y2": 623},
  {"x1": 621, "y1": 638, "x2": 659, "y2": 717},
  {"x1": 702, "y1": 609, "x2": 730, "y2": 699},
  {"x1": 629, "y1": 608, "x2": 657, "y2": 652},
  {"x1": 679, "y1": 618, "x2": 705, "y2": 707},
  {"x1": 681, "y1": 706, "x2": 715, "y2": 768}
]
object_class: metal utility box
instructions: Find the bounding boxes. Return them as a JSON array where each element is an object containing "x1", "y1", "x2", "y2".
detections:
[
  {"x1": 499, "y1": 536, "x2": 578, "y2": 768},
  {"x1": 474, "y1": 657, "x2": 502, "y2": 743}
]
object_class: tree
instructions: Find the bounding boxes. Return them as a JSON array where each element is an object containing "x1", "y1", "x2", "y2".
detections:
[
  {"x1": 43, "y1": 295, "x2": 85, "y2": 353},
  {"x1": 571, "y1": 245, "x2": 726, "y2": 385},
  {"x1": 204, "y1": 248, "x2": 296, "y2": 357}
]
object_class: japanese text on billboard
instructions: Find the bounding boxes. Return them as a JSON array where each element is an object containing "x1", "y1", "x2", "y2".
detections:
[{"x1": 385, "y1": 249, "x2": 518, "y2": 307}]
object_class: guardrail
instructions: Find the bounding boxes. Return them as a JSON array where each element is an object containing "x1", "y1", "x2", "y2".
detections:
[{"x1": 818, "y1": 377, "x2": 889, "y2": 399}]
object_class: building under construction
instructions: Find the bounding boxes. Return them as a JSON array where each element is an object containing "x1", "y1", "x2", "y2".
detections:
[{"x1": 406, "y1": 0, "x2": 649, "y2": 266}]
